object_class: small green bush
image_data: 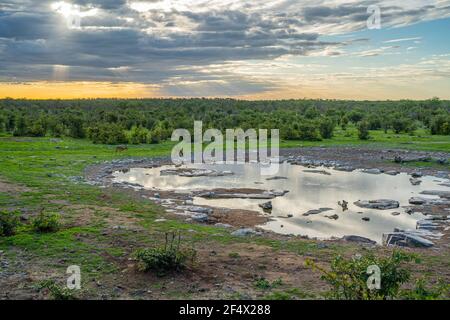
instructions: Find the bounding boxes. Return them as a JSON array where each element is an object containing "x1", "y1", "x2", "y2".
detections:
[
  {"x1": 134, "y1": 232, "x2": 196, "y2": 274},
  {"x1": 306, "y1": 251, "x2": 420, "y2": 300},
  {"x1": 228, "y1": 252, "x2": 240, "y2": 259},
  {"x1": 254, "y1": 277, "x2": 283, "y2": 290},
  {"x1": 401, "y1": 278, "x2": 449, "y2": 300},
  {"x1": 0, "y1": 210, "x2": 20, "y2": 237},
  {"x1": 31, "y1": 212, "x2": 61, "y2": 233},
  {"x1": 37, "y1": 280, "x2": 77, "y2": 300}
]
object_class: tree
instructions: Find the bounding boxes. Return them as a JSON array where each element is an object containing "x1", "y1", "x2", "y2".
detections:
[
  {"x1": 87, "y1": 123, "x2": 127, "y2": 144},
  {"x1": 13, "y1": 116, "x2": 27, "y2": 136},
  {"x1": 67, "y1": 116, "x2": 85, "y2": 138},
  {"x1": 340, "y1": 115, "x2": 349, "y2": 130},
  {"x1": 430, "y1": 114, "x2": 450, "y2": 135},
  {"x1": 297, "y1": 121, "x2": 321, "y2": 141},
  {"x1": 319, "y1": 117, "x2": 335, "y2": 139},
  {"x1": 357, "y1": 121, "x2": 370, "y2": 140},
  {"x1": 128, "y1": 125, "x2": 150, "y2": 144},
  {"x1": 392, "y1": 118, "x2": 410, "y2": 134},
  {"x1": 348, "y1": 110, "x2": 364, "y2": 123}
]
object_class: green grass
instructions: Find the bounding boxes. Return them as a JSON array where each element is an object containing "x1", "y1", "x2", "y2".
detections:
[
  {"x1": 0, "y1": 131, "x2": 448, "y2": 298},
  {"x1": 281, "y1": 127, "x2": 450, "y2": 152}
]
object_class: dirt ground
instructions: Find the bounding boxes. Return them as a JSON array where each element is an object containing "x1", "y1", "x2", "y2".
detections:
[{"x1": 1, "y1": 147, "x2": 450, "y2": 299}]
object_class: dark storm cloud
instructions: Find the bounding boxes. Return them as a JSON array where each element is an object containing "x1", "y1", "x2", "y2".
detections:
[
  {"x1": 0, "y1": 0, "x2": 449, "y2": 95},
  {"x1": 72, "y1": 0, "x2": 127, "y2": 10}
]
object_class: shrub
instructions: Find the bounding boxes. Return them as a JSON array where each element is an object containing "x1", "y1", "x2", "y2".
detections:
[
  {"x1": 430, "y1": 114, "x2": 450, "y2": 135},
  {"x1": 29, "y1": 122, "x2": 46, "y2": 137},
  {"x1": 0, "y1": 210, "x2": 20, "y2": 237},
  {"x1": 401, "y1": 278, "x2": 449, "y2": 300},
  {"x1": 319, "y1": 117, "x2": 335, "y2": 139},
  {"x1": 254, "y1": 277, "x2": 283, "y2": 290},
  {"x1": 37, "y1": 280, "x2": 78, "y2": 300},
  {"x1": 357, "y1": 121, "x2": 370, "y2": 140},
  {"x1": 297, "y1": 121, "x2": 321, "y2": 141},
  {"x1": 392, "y1": 118, "x2": 411, "y2": 134},
  {"x1": 12, "y1": 116, "x2": 27, "y2": 136},
  {"x1": 86, "y1": 123, "x2": 127, "y2": 144},
  {"x1": 340, "y1": 116, "x2": 349, "y2": 130},
  {"x1": 367, "y1": 115, "x2": 382, "y2": 130},
  {"x1": 31, "y1": 212, "x2": 61, "y2": 233},
  {"x1": 306, "y1": 251, "x2": 420, "y2": 300},
  {"x1": 134, "y1": 232, "x2": 196, "y2": 274},
  {"x1": 127, "y1": 125, "x2": 150, "y2": 144}
]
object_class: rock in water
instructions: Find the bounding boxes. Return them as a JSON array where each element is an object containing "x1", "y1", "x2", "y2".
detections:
[
  {"x1": 265, "y1": 176, "x2": 287, "y2": 181},
  {"x1": 362, "y1": 168, "x2": 383, "y2": 174},
  {"x1": 354, "y1": 199, "x2": 399, "y2": 210},
  {"x1": 385, "y1": 170, "x2": 400, "y2": 176},
  {"x1": 302, "y1": 207, "x2": 333, "y2": 216},
  {"x1": 420, "y1": 190, "x2": 450, "y2": 199},
  {"x1": 259, "y1": 201, "x2": 273, "y2": 212},
  {"x1": 409, "y1": 178, "x2": 422, "y2": 186},
  {"x1": 302, "y1": 169, "x2": 331, "y2": 175},
  {"x1": 410, "y1": 171, "x2": 423, "y2": 178},
  {"x1": 408, "y1": 197, "x2": 426, "y2": 205}
]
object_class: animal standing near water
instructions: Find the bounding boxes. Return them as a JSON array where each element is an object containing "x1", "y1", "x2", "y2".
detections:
[
  {"x1": 115, "y1": 145, "x2": 128, "y2": 153},
  {"x1": 338, "y1": 200, "x2": 349, "y2": 211}
]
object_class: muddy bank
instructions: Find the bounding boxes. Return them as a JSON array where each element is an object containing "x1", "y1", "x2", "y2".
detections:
[
  {"x1": 85, "y1": 147, "x2": 450, "y2": 184},
  {"x1": 283, "y1": 147, "x2": 450, "y2": 178}
]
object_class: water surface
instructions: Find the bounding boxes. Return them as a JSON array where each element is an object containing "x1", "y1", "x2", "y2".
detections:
[{"x1": 113, "y1": 163, "x2": 450, "y2": 243}]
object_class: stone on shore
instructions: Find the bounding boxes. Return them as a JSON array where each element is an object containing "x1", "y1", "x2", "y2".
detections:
[
  {"x1": 382, "y1": 232, "x2": 434, "y2": 248},
  {"x1": 231, "y1": 228, "x2": 260, "y2": 237},
  {"x1": 343, "y1": 235, "x2": 376, "y2": 245}
]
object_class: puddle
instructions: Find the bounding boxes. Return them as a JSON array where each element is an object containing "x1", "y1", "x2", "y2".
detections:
[{"x1": 113, "y1": 162, "x2": 450, "y2": 243}]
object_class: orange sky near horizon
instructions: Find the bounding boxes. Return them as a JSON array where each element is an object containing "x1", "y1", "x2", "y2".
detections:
[
  {"x1": 0, "y1": 81, "x2": 160, "y2": 99},
  {"x1": 1, "y1": 80, "x2": 449, "y2": 101}
]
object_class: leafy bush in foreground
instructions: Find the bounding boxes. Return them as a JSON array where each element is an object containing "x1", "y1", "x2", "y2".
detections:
[
  {"x1": 134, "y1": 232, "x2": 196, "y2": 274},
  {"x1": 0, "y1": 210, "x2": 20, "y2": 237},
  {"x1": 31, "y1": 212, "x2": 61, "y2": 233},
  {"x1": 134, "y1": 232, "x2": 196, "y2": 275},
  {"x1": 306, "y1": 251, "x2": 419, "y2": 300},
  {"x1": 37, "y1": 280, "x2": 78, "y2": 300}
]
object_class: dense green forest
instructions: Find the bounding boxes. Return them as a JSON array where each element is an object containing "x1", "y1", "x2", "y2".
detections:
[{"x1": 0, "y1": 98, "x2": 449, "y2": 145}]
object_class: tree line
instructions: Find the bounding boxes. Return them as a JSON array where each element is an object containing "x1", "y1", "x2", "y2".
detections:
[{"x1": 0, "y1": 98, "x2": 449, "y2": 144}]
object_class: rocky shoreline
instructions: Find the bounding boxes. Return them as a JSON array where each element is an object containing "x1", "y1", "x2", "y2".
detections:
[{"x1": 83, "y1": 147, "x2": 450, "y2": 249}]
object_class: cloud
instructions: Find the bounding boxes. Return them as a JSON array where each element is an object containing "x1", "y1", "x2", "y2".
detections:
[
  {"x1": 0, "y1": 0, "x2": 450, "y2": 97},
  {"x1": 384, "y1": 37, "x2": 422, "y2": 43}
]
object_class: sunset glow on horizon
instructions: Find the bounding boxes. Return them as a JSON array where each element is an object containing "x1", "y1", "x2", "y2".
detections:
[{"x1": 1, "y1": 1, "x2": 450, "y2": 100}]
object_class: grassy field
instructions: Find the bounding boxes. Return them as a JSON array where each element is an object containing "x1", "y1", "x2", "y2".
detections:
[
  {"x1": 281, "y1": 127, "x2": 450, "y2": 152},
  {"x1": 0, "y1": 130, "x2": 449, "y2": 299}
]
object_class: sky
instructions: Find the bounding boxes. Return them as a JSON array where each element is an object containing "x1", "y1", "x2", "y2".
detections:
[{"x1": 0, "y1": 0, "x2": 450, "y2": 100}]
